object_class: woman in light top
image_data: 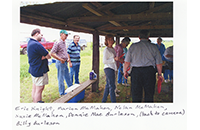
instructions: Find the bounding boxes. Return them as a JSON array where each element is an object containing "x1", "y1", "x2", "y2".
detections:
[{"x1": 102, "y1": 34, "x2": 118, "y2": 103}]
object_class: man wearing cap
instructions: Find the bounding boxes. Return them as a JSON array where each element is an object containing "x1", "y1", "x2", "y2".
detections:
[
  {"x1": 27, "y1": 28, "x2": 51, "y2": 103},
  {"x1": 50, "y1": 30, "x2": 72, "y2": 97},
  {"x1": 124, "y1": 30, "x2": 163, "y2": 102}
]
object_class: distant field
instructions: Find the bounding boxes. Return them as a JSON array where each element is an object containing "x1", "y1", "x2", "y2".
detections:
[{"x1": 163, "y1": 41, "x2": 173, "y2": 48}]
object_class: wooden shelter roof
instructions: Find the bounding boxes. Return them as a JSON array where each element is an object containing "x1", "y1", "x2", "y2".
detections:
[{"x1": 20, "y1": 2, "x2": 173, "y2": 37}]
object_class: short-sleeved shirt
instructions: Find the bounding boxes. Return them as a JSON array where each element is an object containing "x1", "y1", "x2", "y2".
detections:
[
  {"x1": 123, "y1": 47, "x2": 128, "y2": 58},
  {"x1": 164, "y1": 46, "x2": 173, "y2": 62},
  {"x1": 27, "y1": 38, "x2": 49, "y2": 77},
  {"x1": 156, "y1": 43, "x2": 166, "y2": 61},
  {"x1": 50, "y1": 39, "x2": 69, "y2": 61},
  {"x1": 67, "y1": 42, "x2": 81, "y2": 66},
  {"x1": 125, "y1": 39, "x2": 162, "y2": 68},
  {"x1": 114, "y1": 44, "x2": 123, "y2": 68}
]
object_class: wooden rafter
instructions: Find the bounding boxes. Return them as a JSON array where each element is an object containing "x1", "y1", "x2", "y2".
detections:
[
  {"x1": 20, "y1": 2, "x2": 173, "y2": 37},
  {"x1": 82, "y1": 3, "x2": 104, "y2": 16},
  {"x1": 138, "y1": 3, "x2": 172, "y2": 14},
  {"x1": 66, "y1": 13, "x2": 172, "y2": 23},
  {"x1": 99, "y1": 25, "x2": 173, "y2": 30},
  {"x1": 82, "y1": 2, "x2": 128, "y2": 31}
]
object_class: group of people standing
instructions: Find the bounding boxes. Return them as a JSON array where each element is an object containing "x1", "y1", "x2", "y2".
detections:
[
  {"x1": 102, "y1": 30, "x2": 173, "y2": 103},
  {"x1": 27, "y1": 28, "x2": 173, "y2": 103},
  {"x1": 27, "y1": 29, "x2": 81, "y2": 103}
]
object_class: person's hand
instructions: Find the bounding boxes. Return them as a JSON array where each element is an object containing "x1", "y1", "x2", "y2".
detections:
[
  {"x1": 69, "y1": 62, "x2": 72, "y2": 67},
  {"x1": 60, "y1": 58, "x2": 65, "y2": 64},
  {"x1": 114, "y1": 57, "x2": 119, "y2": 61},
  {"x1": 157, "y1": 74, "x2": 163, "y2": 82},
  {"x1": 41, "y1": 56, "x2": 46, "y2": 60},
  {"x1": 119, "y1": 58, "x2": 124, "y2": 63},
  {"x1": 124, "y1": 71, "x2": 128, "y2": 79}
]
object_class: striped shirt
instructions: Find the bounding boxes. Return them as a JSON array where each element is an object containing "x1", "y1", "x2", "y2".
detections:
[
  {"x1": 67, "y1": 42, "x2": 81, "y2": 65},
  {"x1": 51, "y1": 39, "x2": 69, "y2": 61}
]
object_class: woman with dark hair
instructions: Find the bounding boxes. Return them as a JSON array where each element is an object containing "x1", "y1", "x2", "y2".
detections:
[{"x1": 102, "y1": 34, "x2": 118, "y2": 103}]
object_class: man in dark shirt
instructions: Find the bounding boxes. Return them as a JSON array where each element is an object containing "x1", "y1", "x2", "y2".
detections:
[{"x1": 27, "y1": 28, "x2": 51, "y2": 103}]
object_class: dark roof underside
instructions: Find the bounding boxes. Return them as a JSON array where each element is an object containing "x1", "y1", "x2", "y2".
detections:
[{"x1": 20, "y1": 2, "x2": 173, "y2": 37}]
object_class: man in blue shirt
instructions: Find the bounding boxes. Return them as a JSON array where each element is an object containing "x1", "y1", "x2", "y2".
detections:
[
  {"x1": 27, "y1": 28, "x2": 51, "y2": 103},
  {"x1": 67, "y1": 35, "x2": 81, "y2": 84},
  {"x1": 156, "y1": 37, "x2": 172, "y2": 83},
  {"x1": 156, "y1": 37, "x2": 166, "y2": 61}
]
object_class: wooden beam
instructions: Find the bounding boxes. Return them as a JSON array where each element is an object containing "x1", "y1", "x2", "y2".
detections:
[
  {"x1": 109, "y1": 21, "x2": 121, "y2": 26},
  {"x1": 97, "y1": 2, "x2": 125, "y2": 12},
  {"x1": 21, "y1": 14, "x2": 66, "y2": 25},
  {"x1": 138, "y1": 3, "x2": 172, "y2": 14},
  {"x1": 92, "y1": 31, "x2": 99, "y2": 92},
  {"x1": 66, "y1": 13, "x2": 172, "y2": 23},
  {"x1": 82, "y1": 3, "x2": 124, "y2": 29},
  {"x1": 99, "y1": 25, "x2": 173, "y2": 30},
  {"x1": 67, "y1": 23, "x2": 95, "y2": 32},
  {"x1": 149, "y1": 2, "x2": 155, "y2": 9},
  {"x1": 52, "y1": 3, "x2": 80, "y2": 14},
  {"x1": 82, "y1": 3, "x2": 104, "y2": 16},
  {"x1": 114, "y1": 29, "x2": 173, "y2": 37},
  {"x1": 21, "y1": 8, "x2": 65, "y2": 21},
  {"x1": 116, "y1": 36, "x2": 120, "y2": 45}
]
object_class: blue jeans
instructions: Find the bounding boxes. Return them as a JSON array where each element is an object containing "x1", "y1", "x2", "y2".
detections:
[
  {"x1": 164, "y1": 69, "x2": 173, "y2": 80},
  {"x1": 102, "y1": 68, "x2": 116, "y2": 103},
  {"x1": 70, "y1": 64, "x2": 80, "y2": 84},
  {"x1": 117, "y1": 63, "x2": 127, "y2": 84},
  {"x1": 56, "y1": 60, "x2": 72, "y2": 95}
]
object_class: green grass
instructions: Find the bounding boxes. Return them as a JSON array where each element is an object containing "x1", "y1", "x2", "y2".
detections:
[
  {"x1": 163, "y1": 41, "x2": 173, "y2": 48},
  {"x1": 20, "y1": 41, "x2": 173, "y2": 103}
]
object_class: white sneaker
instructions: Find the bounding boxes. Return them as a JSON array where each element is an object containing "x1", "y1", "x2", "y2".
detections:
[
  {"x1": 115, "y1": 93, "x2": 120, "y2": 97},
  {"x1": 164, "y1": 80, "x2": 169, "y2": 83},
  {"x1": 122, "y1": 83, "x2": 130, "y2": 86}
]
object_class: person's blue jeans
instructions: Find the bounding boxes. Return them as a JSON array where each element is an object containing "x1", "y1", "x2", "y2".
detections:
[
  {"x1": 102, "y1": 68, "x2": 116, "y2": 103},
  {"x1": 117, "y1": 63, "x2": 127, "y2": 84},
  {"x1": 70, "y1": 64, "x2": 80, "y2": 84},
  {"x1": 55, "y1": 60, "x2": 72, "y2": 95},
  {"x1": 164, "y1": 69, "x2": 173, "y2": 80}
]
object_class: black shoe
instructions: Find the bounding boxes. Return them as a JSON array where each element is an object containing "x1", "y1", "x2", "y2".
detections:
[{"x1": 37, "y1": 101, "x2": 44, "y2": 103}]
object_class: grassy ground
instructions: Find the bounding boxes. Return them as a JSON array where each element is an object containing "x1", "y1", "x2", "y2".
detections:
[{"x1": 20, "y1": 41, "x2": 173, "y2": 103}]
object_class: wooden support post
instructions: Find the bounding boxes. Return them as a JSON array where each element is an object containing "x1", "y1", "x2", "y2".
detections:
[
  {"x1": 116, "y1": 36, "x2": 120, "y2": 45},
  {"x1": 92, "y1": 31, "x2": 99, "y2": 92}
]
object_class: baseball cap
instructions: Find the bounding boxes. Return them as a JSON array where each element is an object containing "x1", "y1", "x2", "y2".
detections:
[{"x1": 60, "y1": 30, "x2": 68, "y2": 35}]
